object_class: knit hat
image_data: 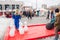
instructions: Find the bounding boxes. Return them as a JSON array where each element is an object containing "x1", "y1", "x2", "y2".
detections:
[{"x1": 55, "y1": 8, "x2": 59, "y2": 13}]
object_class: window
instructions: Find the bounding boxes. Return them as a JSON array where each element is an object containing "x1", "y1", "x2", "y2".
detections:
[
  {"x1": 0, "y1": 4, "x2": 2, "y2": 10},
  {"x1": 12, "y1": 5, "x2": 15, "y2": 10},
  {"x1": 5, "y1": 4, "x2": 9, "y2": 10},
  {"x1": 9, "y1": 5, "x2": 12, "y2": 9},
  {"x1": 16, "y1": 5, "x2": 19, "y2": 9}
]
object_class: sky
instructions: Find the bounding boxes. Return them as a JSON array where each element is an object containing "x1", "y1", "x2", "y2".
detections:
[
  {"x1": 0, "y1": 0, "x2": 60, "y2": 9},
  {"x1": 16, "y1": 0, "x2": 60, "y2": 9}
]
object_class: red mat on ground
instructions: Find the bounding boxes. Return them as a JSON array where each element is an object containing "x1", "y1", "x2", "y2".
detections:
[{"x1": 4, "y1": 24, "x2": 60, "y2": 40}]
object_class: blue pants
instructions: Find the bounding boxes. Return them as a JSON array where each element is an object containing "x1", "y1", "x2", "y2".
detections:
[{"x1": 14, "y1": 20, "x2": 19, "y2": 29}]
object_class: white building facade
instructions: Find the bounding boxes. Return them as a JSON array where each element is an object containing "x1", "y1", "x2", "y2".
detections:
[{"x1": 0, "y1": 0, "x2": 23, "y2": 10}]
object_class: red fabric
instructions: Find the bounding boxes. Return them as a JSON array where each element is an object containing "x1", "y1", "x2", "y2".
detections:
[{"x1": 4, "y1": 24, "x2": 60, "y2": 40}]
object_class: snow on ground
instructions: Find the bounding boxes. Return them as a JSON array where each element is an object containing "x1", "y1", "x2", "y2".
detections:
[{"x1": 0, "y1": 18, "x2": 14, "y2": 40}]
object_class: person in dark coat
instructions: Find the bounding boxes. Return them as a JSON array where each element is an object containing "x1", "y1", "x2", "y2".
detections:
[
  {"x1": 23, "y1": 11, "x2": 27, "y2": 17},
  {"x1": 5, "y1": 11, "x2": 12, "y2": 18},
  {"x1": 54, "y1": 8, "x2": 60, "y2": 40},
  {"x1": 27, "y1": 10, "x2": 32, "y2": 19},
  {"x1": 47, "y1": 10, "x2": 50, "y2": 19}
]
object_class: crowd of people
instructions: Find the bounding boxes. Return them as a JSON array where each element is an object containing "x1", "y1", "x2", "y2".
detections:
[
  {"x1": 46, "y1": 10, "x2": 55, "y2": 19},
  {"x1": 0, "y1": 9, "x2": 37, "y2": 20}
]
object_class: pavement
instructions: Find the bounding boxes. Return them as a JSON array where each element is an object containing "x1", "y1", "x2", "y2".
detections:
[
  {"x1": 21, "y1": 16, "x2": 51, "y2": 26},
  {"x1": 38, "y1": 35, "x2": 60, "y2": 40}
]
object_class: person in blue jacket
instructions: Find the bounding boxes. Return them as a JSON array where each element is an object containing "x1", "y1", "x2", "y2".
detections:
[
  {"x1": 50, "y1": 16, "x2": 55, "y2": 24},
  {"x1": 12, "y1": 9, "x2": 21, "y2": 30}
]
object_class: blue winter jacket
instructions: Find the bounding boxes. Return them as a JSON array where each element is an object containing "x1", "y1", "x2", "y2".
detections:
[{"x1": 12, "y1": 14, "x2": 21, "y2": 29}]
